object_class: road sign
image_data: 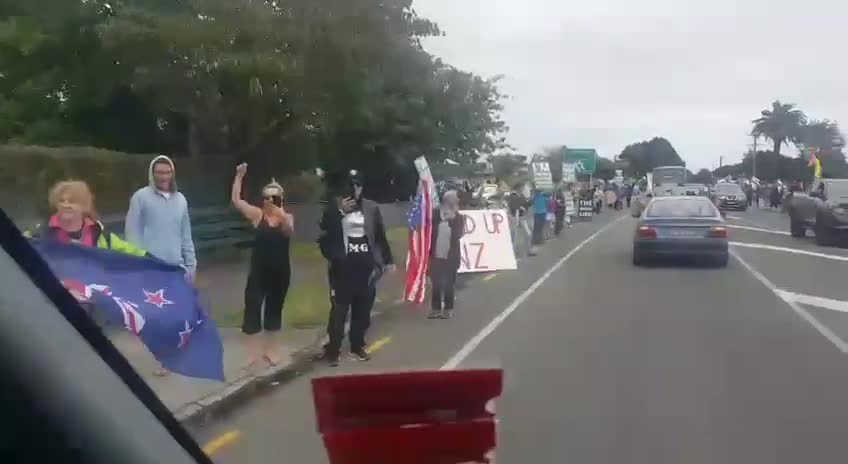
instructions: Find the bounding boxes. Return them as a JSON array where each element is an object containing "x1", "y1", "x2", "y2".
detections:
[{"x1": 562, "y1": 148, "x2": 597, "y2": 175}]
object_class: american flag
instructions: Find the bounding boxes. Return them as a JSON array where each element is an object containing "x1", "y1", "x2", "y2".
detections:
[{"x1": 404, "y1": 178, "x2": 433, "y2": 304}]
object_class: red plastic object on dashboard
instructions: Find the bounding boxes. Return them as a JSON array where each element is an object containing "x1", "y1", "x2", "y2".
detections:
[{"x1": 311, "y1": 369, "x2": 502, "y2": 464}]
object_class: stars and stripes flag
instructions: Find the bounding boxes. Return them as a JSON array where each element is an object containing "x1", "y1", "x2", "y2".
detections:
[{"x1": 404, "y1": 177, "x2": 433, "y2": 304}]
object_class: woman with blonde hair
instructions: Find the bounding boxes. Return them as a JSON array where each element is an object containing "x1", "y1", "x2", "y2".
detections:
[
  {"x1": 231, "y1": 163, "x2": 294, "y2": 368},
  {"x1": 28, "y1": 180, "x2": 145, "y2": 256}
]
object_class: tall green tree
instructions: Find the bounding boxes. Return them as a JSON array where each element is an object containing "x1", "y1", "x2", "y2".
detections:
[
  {"x1": 751, "y1": 100, "x2": 806, "y2": 157},
  {"x1": 617, "y1": 137, "x2": 684, "y2": 178}
]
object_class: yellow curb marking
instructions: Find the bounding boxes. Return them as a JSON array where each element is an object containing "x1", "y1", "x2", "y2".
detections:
[
  {"x1": 365, "y1": 336, "x2": 392, "y2": 354},
  {"x1": 203, "y1": 429, "x2": 241, "y2": 456}
]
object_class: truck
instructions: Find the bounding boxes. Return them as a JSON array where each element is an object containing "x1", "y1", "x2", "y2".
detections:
[{"x1": 785, "y1": 179, "x2": 848, "y2": 246}]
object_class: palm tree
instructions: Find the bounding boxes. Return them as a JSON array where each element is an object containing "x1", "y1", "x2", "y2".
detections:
[
  {"x1": 799, "y1": 119, "x2": 845, "y2": 156},
  {"x1": 751, "y1": 101, "x2": 807, "y2": 157}
]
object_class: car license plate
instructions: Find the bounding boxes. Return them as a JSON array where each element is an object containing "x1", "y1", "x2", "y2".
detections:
[{"x1": 668, "y1": 228, "x2": 700, "y2": 237}]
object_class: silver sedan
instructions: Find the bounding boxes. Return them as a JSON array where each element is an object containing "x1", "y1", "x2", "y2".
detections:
[{"x1": 632, "y1": 196, "x2": 729, "y2": 267}]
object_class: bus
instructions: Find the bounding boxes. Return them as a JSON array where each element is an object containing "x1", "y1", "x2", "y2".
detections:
[{"x1": 651, "y1": 166, "x2": 688, "y2": 196}]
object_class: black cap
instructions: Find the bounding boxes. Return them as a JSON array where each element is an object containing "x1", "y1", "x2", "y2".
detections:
[{"x1": 325, "y1": 169, "x2": 363, "y2": 196}]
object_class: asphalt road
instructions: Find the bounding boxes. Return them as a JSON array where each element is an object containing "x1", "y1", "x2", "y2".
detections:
[{"x1": 187, "y1": 206, "x2": 848, "y2": 463}]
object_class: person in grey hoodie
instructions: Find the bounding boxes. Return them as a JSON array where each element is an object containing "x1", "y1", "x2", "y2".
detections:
[
  {"x1": 125, "y1": 155, "x2": 197, "y2": 376},
  {"x1": 125, "y1": 155, "x2": 197, "y2": 279}
]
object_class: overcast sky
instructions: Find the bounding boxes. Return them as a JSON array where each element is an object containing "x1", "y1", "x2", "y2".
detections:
[{"x1": 415, "y1": 0, "x2": 847, "y2": 171}]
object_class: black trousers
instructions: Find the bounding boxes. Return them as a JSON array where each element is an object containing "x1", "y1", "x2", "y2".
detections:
[
  {"x1": 430, "y1": 258, "x2": 457, "y2": 311},
  {"x1": 242, "y1": 267, "x2": 289, "y2": 335},
  {"x1": 532, "y1": 213, "x2": 546, "y2": 245},
  {"x1": 325, "y1": 277, "x2": 376, "y2": 355},
  {"x1": 554, "y1": 208, "x2": 565, "y2": 235}
]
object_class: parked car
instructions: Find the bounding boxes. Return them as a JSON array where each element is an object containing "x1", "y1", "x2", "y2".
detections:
[{"x1": 785, "y1": 179, "x2": 848, "y2": 246}]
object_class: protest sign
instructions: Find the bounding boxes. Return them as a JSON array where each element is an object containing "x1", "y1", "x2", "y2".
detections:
[
  {"x1": 530, "y1": 162, "x2": 554, "y2": 192},
  {"x1": 577, "y1": 200, "x2": 594, "y2": 222},
  {"x1": 562, "y1": 163, "x2": 576, "y2": 183},
  {"x1": 458, "y1": 209, "x2": 517, "y2": 273}
]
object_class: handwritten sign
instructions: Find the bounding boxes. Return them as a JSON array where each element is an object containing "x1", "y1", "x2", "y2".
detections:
[
  {"x1": 577, "y1": 200, "x2": 594, "y2": 222},
  {"x1": 458, "y1": 209, "x2": 517, "y2": 273},
  {"x1": 562, "y1": 163, "x2": 576, "y2": 183},
  {"x1": 531, "y1": 162, "x2": 553, "y2": 192}
]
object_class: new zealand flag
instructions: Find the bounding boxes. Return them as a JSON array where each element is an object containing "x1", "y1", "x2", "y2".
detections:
[{"x1": 30, "y1": 240, "x2": 225, "y2": 381}]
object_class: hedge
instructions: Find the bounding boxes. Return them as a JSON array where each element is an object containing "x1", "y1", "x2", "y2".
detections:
[{"x1": 0, "y1": 145, "x2": 324, "y2": 226}]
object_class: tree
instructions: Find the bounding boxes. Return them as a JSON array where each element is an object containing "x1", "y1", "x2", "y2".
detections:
[
  {"x1": 798, "y1": 119, "x2": 848, "y2": 178},
  {"x1": 751, "y1": 100, "x2": 806, "y2": 157},
  {"x1": 491, "y1": 153, "x2": 526, "y2": 183},
  {"x1": 691, "y1": 168, "x2": 713, "y2": 185},
  {"x1": 596, "y1": 157, "x2": 616, "y2": 180},
  {"x1": 617, "y1": 137, "x2": 684, "y2": 178},
  {"x1": 1, "y1": 0, "x2": 508, "y2": 196}
]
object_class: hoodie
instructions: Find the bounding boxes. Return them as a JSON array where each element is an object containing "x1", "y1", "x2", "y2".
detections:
[{"x1": 124, "y1": 155, "x2": 197, "y2": 275}]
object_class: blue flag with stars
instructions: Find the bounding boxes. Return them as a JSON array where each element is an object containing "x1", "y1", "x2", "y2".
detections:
[{"x1": 31, "y1": 240, "x2": 225, "y2": 381}]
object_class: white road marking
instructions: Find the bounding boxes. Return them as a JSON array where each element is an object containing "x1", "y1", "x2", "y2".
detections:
[
  {"x1": 775, "y1": 290, "x2": 848, "y2": 314},
  {"x1": 730, "y1": 241, "x2": 848, "y2": 262},
  {"x1": 726, "y1": 224, "x2": 791, "y2": 236},
  {"x1": 731, "y1": 251, "x2": 848, "y2": 353},
  {"x1": 726, "y1": 215, "x2": 742, "y2": 220},
  {"x1": 441, "y1": 216, "x2": 627, "y2": 370}
]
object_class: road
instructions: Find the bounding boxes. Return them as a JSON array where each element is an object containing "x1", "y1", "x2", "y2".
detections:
[{"x1": 188, "y1": 207, "x2": 848, "y2": 463}]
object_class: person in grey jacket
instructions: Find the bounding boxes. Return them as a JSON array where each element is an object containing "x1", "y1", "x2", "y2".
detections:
[
  {"x1": 314, "y1": 170, "x2": 395, "y2": 366},
  {"x1": 125, "y1": 155, "x2": 197, "y2": 280},
  {"x1": 125, "y1": 155, "x2": 197, "y2": 377}
]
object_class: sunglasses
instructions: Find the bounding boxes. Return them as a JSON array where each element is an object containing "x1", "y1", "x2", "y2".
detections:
[{"x1": 263, "y1": 195, "x2": 283, "y2": 201}]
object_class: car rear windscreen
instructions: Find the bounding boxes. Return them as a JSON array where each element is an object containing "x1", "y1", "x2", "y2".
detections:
[
  {"x1": 714, "y1": 184, "x2": 743, "y2": 195},
  {"x1": 647, "y1": 199, "x2": 719, "y2": 218}
]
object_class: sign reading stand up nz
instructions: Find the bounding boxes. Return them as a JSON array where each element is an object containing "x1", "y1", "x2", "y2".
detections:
[{"x1": 458, "y1": 209, "x2": 517, "y2": 273}]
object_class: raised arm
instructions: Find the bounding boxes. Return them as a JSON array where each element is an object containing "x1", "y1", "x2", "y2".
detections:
[{"x1": 231, "y1": 163, "x2": 262, "y2": 225}]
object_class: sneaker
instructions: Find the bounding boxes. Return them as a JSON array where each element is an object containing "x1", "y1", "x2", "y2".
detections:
[
  {"x1": 428, "y1": 310, "x2": 442, "y2": 319},
  {"x1": 313, "y1": 351, "x2": 340, "y2": 367},
  {"x1": 441, "y1": 310, "x2": 454, "y2": 319},
  {"x1": 349, "y1": 349, "x2": 371, "y2": 362}
]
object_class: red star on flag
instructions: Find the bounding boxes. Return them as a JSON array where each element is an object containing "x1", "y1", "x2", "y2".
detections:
[
  {"x1": 178, "y1": 320, "x2": 193, "y2": 349},
  {"x1": 143, "y1": 289, "x2": 174, "y2": 309}
]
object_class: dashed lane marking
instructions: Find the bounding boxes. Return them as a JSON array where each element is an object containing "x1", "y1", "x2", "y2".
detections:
[
  {"x1": 365, "y1": 336, "x2": 392, "y2": 354},
  {"x1": 725, "y1": 224, "x2": 791, "y2": 236},
  {"x1": 775, "y1": 290, "x2": 848, "y2": 314},
  {"x1": 730, "y1": 241, "x2": 848, "y2": 261},
  {"x1": 732, "y1": 251, "x2": 848, "y2": 354},
  {"x1": 203, "y1": 429, "x2": 241, "y2": 456},
  {"x1": 441, "y1": 216, "x2": 628, "y2": 370}
]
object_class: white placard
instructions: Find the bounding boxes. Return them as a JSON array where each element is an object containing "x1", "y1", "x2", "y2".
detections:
[
  {"x1": 531, "y1": 162, "x2": 554, "y2": 191},
  {"x1": 457, "y1": 209, "x2": 517, "y2": 273},
  {"x1": 562, "y1": 163, "x2": 576, "y2": 183},
  {"x1": 414, "y1": 156, "x2": 432, "y2": 181}
]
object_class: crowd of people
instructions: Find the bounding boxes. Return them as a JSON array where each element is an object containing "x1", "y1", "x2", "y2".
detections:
[{"x1": 24, "y1": 157, "x2": 485, "y2": 373}]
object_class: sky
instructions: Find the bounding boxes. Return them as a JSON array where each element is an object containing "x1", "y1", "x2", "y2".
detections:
[{"x1": 414, "y1": 0, "x2": 848, "y2": 171}]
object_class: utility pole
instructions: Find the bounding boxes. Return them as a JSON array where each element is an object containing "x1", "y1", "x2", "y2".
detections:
[
  {"x1": 752, "y1": 136, "x2": 758, "y2": 179},
  {"x1": 719, "y1": 156, "x2": 723, "y2": 168}
]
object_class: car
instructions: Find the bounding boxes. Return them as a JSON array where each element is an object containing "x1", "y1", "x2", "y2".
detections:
[
  {"x1": 786, "y1": 179, "x2": 848, "y2": 246},
  {"x1": 632, "y1": 196, "x2": 729, "y2": 267},
  {"x1": 710, "y1": 183, "x2": 748, "y2": 211}
]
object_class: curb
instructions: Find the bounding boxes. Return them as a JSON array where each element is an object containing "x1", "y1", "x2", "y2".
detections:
[
  {"x1": 173, "y1": 303, "x2": 399, "y2": 427},
  {"x1": 175, "y1": 333, "x2": 324, "y2": 427}
]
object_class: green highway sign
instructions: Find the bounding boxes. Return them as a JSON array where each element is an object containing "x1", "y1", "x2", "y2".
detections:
[{"x1": 562, "y1": 148, "x2": 597, "y2": 175}]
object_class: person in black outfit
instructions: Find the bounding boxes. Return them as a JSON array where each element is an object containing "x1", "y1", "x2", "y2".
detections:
[
  {"x1": 231, "y1": 163, "x2": 294, "y2": 369},
  {"x1": 554, "y1": 189, "x2": 566, "y2": 236},
  {"x1": 315, "y1": 170, "x2": 395, "y2": 366},
  {"x1": 429, "y1": 190, "x2": 466, "y2": 319}
]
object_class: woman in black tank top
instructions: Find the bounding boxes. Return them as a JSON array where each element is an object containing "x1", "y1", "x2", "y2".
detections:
[{"x1": 231, "y1": 163, "x2": 294, "y2": 369}]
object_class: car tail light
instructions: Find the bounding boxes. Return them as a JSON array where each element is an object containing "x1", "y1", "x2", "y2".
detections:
[
  {"x1": 637, "y1": 226, "x2": 657, "y2": 238},
  {"x1": 708, "y1": 226, "x2": 727, "y2": 238}
]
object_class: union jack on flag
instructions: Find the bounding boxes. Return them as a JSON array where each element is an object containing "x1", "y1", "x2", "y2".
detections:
[{"x1": 404, "y1": 178, "x2": 433, "y2": 304}]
